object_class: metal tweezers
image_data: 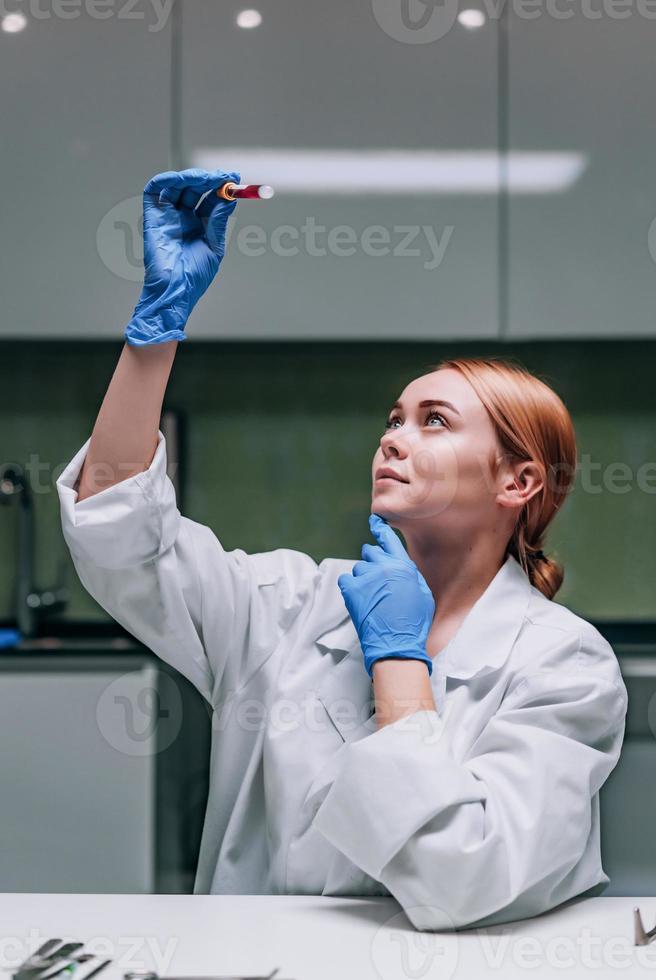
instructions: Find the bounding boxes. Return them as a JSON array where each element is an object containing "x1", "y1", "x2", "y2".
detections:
[
  {"x1": 634, "y1": 907, "x2": 656, "y2": 946},
  {"x1": 12, "y1": 940, "x2": 111, "y2": 980},
  {"x1": 13, "y1": 946, "x2": 291, "y2": 980}
]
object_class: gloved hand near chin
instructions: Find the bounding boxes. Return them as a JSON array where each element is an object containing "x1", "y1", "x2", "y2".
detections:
[
  {"x1": 124, "y1": 167, "x2": 240, "y2": 346},
  {"x1": 337, "y1": 513, "x2": 436, "y2": 679}
]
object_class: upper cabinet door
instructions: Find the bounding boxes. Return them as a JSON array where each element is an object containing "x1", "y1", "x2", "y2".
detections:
[
  {"x1": 179, "y1": 0, "x2": 500, "y2": 340},
  {"x1": 507, "y1": 12, "x2": 656, "y2": 338},
  {"x1": 1, "y1": 11, "x2": 171, "y2": 339}
]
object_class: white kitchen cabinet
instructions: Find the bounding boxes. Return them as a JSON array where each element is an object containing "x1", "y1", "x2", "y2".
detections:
[
  {"x1": 506, "y1": 13, "x2": 656, "y2": 338},
  {"x1": 0, "y1": 11, "x2": 171, "y2": 339},
  {"x1": 601, "y1": 740, "x2": 656, "y2": 896},
  {"x1": 0, "y1": 655, "x2": 157, "y2": 892},
  {"x1": 179, "y1": 0, "x2": 500, "y2": 340},
  {"x1": 600, "y1": 652, "x2": 656, "y2": 895}
]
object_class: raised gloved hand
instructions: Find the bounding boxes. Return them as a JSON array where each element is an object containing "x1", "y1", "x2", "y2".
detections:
[
  {"x1": 337, "y1": 513, "x2": 436, "y2": 678},
  {"x1": 124, "y1": 167, "x2": 241, "y2": 346}
]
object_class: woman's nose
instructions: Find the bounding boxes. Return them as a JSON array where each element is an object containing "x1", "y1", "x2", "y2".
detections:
[{"x1": 380, "y1": 431, "x2": 407, "y2": 457}]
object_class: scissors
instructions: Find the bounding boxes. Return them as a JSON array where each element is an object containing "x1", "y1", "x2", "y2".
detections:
[
  {"x1": 12, "y1": 940, "x2": 111, "y2": 980},
  {"x1": 13, "y1": 942, "x2": 291, "y2": 980}
]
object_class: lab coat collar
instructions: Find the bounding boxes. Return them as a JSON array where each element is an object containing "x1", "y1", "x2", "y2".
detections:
[
  {"x1": 315, "y1": 553, "x2": 532, "y2": 683},
  {"x1": 438, "y1": 553, "x2": 532, "y2": 679}
]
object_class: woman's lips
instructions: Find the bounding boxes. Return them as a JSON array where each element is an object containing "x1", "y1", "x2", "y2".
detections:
[
  {"x1": 375, "y1": 476, "x2": 408, "y2": 484},
  {"x1": 375, "y1": 467, "x2": 409, "y2": 483}
]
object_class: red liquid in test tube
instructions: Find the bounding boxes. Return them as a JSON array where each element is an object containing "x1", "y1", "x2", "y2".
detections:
[{"x1": 217, "y1": 182, "x2": 275, "y2": 201}]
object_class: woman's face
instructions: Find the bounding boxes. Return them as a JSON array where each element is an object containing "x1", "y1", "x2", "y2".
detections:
[{"x1": 371, "y1": 368, "x2": 508, "y2": 537}]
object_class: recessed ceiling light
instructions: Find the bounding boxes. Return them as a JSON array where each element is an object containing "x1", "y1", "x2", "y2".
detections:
[
  {"x1": 236, "y1": 9, "x2": 262, "y2": 29},
  {"x1": 2, "y1": 12, "x2": 28, "y2": 33},
  {"x1": 191, "y1": 148, "x2": 588, "y2": 195},
  {"x1": 457, "y1": 9, "x2": 486, "y2": 28}
]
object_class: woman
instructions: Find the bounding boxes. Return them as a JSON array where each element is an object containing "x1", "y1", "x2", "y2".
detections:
[{"x1": 56, "y1": 169, "x2": 627, "y2": 931}]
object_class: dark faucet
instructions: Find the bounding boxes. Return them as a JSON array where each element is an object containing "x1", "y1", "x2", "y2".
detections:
[{"x1": 0, "y1": 461, "x2": 69, "y2": 639}]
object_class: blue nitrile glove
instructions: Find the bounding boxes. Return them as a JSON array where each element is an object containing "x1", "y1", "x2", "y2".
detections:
[
  {"x1": 0, "y1": 628, "x2": 21, "y2": 650},
  {"x1": 124, "y1": 167, "x2": 241, "y2": 346},
  {"x1": 337, "y1": 513, "x2": 436, "y2": 678}
]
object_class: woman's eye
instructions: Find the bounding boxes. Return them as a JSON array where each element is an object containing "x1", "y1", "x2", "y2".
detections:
[{"x1": 384, "y1": 411, "x2": 446, "y2": 430}]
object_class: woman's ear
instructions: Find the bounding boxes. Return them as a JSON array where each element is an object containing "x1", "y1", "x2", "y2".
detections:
[{"x1": 497, "y1": 459, "x2": 544, "y2": 512}]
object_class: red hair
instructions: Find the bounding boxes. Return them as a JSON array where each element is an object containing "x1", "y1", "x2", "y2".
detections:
[{"x1": 432, "y1": 356, "x2": 577, "y2": 599}]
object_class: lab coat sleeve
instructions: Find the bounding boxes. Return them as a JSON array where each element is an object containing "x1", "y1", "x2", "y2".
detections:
[
  {"x1": 56, "y1": 430, "x2": 320, "y2": 705},
  {"x1": 312, "y1": 632, "x2": 628, "y2": 930}
]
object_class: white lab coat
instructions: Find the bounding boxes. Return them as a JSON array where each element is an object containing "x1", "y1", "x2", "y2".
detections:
[{"x1": 56, "y1": 430, "x2": 628, "y2": 931}]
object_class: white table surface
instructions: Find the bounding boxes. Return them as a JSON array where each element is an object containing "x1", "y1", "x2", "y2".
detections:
[{"x1": 1, "y1": 894, "x2": 655, "y2": 980}]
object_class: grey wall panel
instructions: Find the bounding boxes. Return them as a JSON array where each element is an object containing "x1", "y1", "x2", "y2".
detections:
[
  {"x1": 0, "y1": 13, "x2": 171, "y2": 339},
  {"x1": 507, "y1": 13, "x2": 656, "y2": 338},
  {"x1": 180, "y1": 0, "x2": 500, "y2": 340}
]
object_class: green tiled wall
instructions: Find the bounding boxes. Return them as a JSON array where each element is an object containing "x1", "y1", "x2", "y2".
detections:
[{"x1": 0, "y1": 340, "x2": 654, "y2": 624}]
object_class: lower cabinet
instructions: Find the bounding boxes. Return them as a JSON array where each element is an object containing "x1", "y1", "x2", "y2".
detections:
[
  {"x1": 0, "y1": 653, "x2": 158, "y2": 893},
  {"x1": 600, "y1": 653, "x2": 656, "y2": 895}
]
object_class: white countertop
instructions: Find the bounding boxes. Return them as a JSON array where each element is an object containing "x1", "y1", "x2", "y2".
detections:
[{"x1": 1, "y1": 894, "x2": 655, "y2": 980}]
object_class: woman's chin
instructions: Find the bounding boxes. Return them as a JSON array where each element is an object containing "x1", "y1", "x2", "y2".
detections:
[{"x1": 370, "y1": 500, "x2": 405, "y2": 525}]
